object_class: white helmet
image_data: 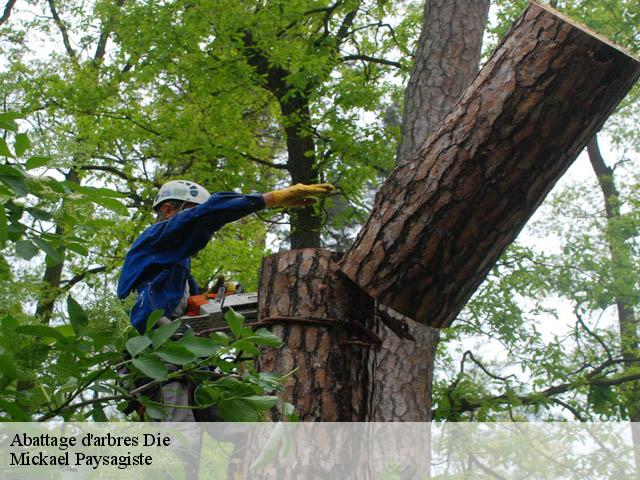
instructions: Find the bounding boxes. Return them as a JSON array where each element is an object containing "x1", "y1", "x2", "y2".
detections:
[{"x1": 152, "y1": 180, "x2": 210, "y2": 210}]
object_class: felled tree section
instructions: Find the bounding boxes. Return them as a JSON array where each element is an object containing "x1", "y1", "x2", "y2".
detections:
[
  {"x1": 341, "y1": 2, "x2": 640, "y2": 328},
  {"x1": 256, "y1": 249, "x2": 376, "y2": 420}
]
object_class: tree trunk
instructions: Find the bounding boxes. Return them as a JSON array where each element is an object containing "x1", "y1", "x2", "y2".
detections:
[
  {"x1": 35, "y1": 168, "x2": 77, "y2": 324},
  {"x1": 371, "y1": 0, "x2": 490, "y2": 422},
  {"x1": 341, "y1": 2, "x2": 640, "y2": 328},
  {"x1": 587, "y1": 135, "x2": 640, "y2": 469},
  {"x1": 256, "y1": 249, "x2": 376, "y2": 420},
  {"x1": 281, "y1": 97, "x2": 321, "y2": 250}
]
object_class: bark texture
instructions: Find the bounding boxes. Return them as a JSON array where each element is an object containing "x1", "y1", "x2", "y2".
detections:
[
  {"x1": 341, "y1": 2, "x2": 640, "y2": 328},
  {"x1": 256, "y1": 249, "x2": 376, "y2": 420},
  {"x1": 397, "y1": 0, "x2": 490, "y2": 165},
  {"x1": 371, "y1": 0, "x2": 489, "y2": 422}
]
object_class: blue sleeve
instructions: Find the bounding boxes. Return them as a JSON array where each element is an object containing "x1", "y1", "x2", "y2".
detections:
[{"x1": 148, "y1": 192, "x2": 265, "y2": 260}]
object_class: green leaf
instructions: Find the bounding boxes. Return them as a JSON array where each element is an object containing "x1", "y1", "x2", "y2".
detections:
[
  {"x1": 54, "y1": 324, "x2": 76, "y2": 338},
  {"x1": 132, "y1": 354, "x2": 168, "y2": 380},
  {"x1": 14, "y1": 133, "x2": 30, "y2": 157},
  {"x1": 209, "y1": 332, "x2": 229, "y2": 345},
  {"x1": 176, "y1": 335, "x2": 222, "y2": 357},
  {"x1": 217, "y1": 395, "x2": 277, "y2": 422},
  {"x1": 243, "y1": 328, "x2": 283, "y2": 347},
  {"x1": 91, "y1": 404, "x2": 108, "y2": 422},
  {"x1": 239, "y1": 395, "x2": 278, "y2": 410},
  {"x1": 588, "y1": 384, "x2": 617, "y2": 415},
  {"x1": 126, "y1": 336, "x2": 152, "y2": 357},
  {"x1": 27, "y1": 207, "x2": 52, "y2": 221},
  {"x1": 250, "y1": 422, "x2": 289, "y2": 471},
  {"x1": 32, "y1": 237, "x2": 61, "y2": 264},
  {"x1": 217, "y1": 397, "x2": 262, "y2": 422},
  {"x1": 156, "y1": 343, "x2": 197, "y2": 365},
  {"x1": 150, "y1": 319, "x2": 181, "y2": 349},
  {"x1": 91, "y1": 196, "x2": 129, "y2": 215},
  {"x1": 25, "y1": 156, "x2": 51, "y2": 170},
  {"x1": 15, "y1": 324, "x2": 66, "y2": 342},
  {"x1": 145, "y1": 309, "x2": 164, "y2": 333},
  {"x1": 231, "y1": 339, "x2": 260, "y2": 356},
  {"x1": 0, "y1": 351, "x2": 18, "y2": 378},
  {"x1": 67, "y1": 296, "x2": 89, "y2": 333},
  {"x1": 0, "y1": 138, "x2": 12, "y2": 157},
  {"x1": 66, "y1": 242, "x2": 89, "y2": 256},
  {"x1": 138, "y1": 396, "x2": 168, "y2": 420},
  {"x1": 0, "y1": 165, "x2": 24, "y2": 177},
  {"x1": 0, "y1": 112, "x2": 22, "y2": 122},
  {"x1": 282, "y1": 403, "x2": 299, "y2": 422},
  {"x1": 0, "y1": 400, "x2": 29, "y2": 421},
  {"x1": 73, "y1": 184, "x2": 127, "y2": 198},
  {"x1": 0, "y1": 203, "x2": 7, "y2": 246},
  {"x1": 225, "y1": 308, "x2": 245, "y2": 339},
  {"x1": 15, "y1": 239, "x2": 39, "y2": 260},
  {"x1": 0, "y1": 175, "x2": 28, "y2": 196}
]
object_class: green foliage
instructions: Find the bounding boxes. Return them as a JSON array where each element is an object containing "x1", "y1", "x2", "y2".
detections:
[{"x1": 0, "y1": 297, "x2": 288, "y2": 421}]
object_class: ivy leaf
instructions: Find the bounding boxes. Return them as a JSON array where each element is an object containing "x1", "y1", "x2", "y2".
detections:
[
  {"x1": 15, "y1": 240, "x2": 39, "y2": 260},
  {"x1": 126, "y1": 336, "x2": 152, "y2": 357},
  {"x1": 132, "y1": 354, "x2": 168, "y2": 380},
  {"x1": 67, "y1": 296, "x2": 88, "y2": 333},
  {"x1": 14, "y1": 133, "x2": 30, "y2": 157}
]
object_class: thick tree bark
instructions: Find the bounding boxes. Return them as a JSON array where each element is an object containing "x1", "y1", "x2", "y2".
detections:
[
  {"x1": 341, "y1": 2, "x2": 640, "y2": 328},
  {"x1": 372, "y1": 0, "x2": 489, "y2": 422},
  {"x1": 256, "y1": 249, "x2": 376, "y2": 420},
  {"x1": 397, "y1": 0, "x2": 490, "y2": 166}
]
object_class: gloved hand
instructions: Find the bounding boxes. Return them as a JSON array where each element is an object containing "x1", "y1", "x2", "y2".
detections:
[{"x1": 268, "y1": 183, "x2": 335, "y2": 208}]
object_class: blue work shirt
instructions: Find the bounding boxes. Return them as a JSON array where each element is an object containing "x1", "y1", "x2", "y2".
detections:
[{"x1": 117, "y1": 192, "x2": 265, "y2": 332}]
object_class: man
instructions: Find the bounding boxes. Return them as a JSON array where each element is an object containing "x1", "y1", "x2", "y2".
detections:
[{"x1": 117, "y1": 180, "x2": 334, "y2": 421}]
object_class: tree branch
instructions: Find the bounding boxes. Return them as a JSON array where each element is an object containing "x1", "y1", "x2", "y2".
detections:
[
  {"x1": 339, "y1": 54, "x2": 402, "y2": 69},
  {"x1": 439, "y1": 358, "x2": 640, "y2": 418},
  {"x1": 47, "y1": 0, "x2": 77, "y2": 61},
  {"x1": 93, "y1": 0, "x2": 126, "y2": 63},
  {"x1": 0, "y1": 0, "x2": 16, "y2": 26},
  {"x1": 61, "y1": 266, "x2": 107, "y2": 289},
  {"x1": 240, "y1": 152, "x2": 288, "y2": 170}
]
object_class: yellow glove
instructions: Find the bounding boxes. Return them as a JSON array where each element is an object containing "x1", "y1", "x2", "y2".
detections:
[{"x1": 269, "y1": 183, "x2": 334, "y2": 208}]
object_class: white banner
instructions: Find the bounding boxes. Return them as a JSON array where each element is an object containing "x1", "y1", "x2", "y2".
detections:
[{"x1": 1, "y1": 422, "x2": 638, "y2": 479}]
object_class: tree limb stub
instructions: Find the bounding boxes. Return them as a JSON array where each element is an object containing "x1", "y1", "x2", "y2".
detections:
[{"x1": 340, "y1": 2, "x2": 640, "y2": 328}]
